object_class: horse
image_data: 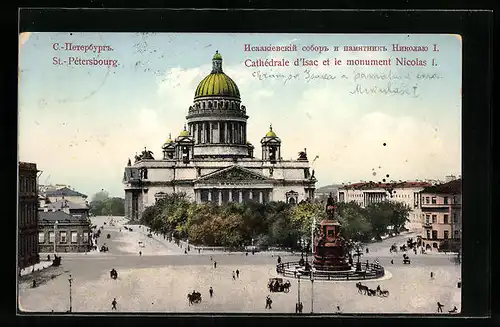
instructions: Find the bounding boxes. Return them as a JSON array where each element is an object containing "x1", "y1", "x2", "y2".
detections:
[
  {"x1": 356, "y1": 282, "x2": 369, "y2": 295},
  {"x1": 379, "y1": 290, "x2": 389, "y2": 297},
  {"x1": 367, "y1": 289, "x2": 377, "y2": 296},
  {"x1": 187, "y1": 292, "x2": 202, "y2": 305}
]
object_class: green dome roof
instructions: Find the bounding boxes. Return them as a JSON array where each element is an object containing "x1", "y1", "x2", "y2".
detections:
[
  {"x1": 179, "y1": 126, "x2": 190, "y2": 137},
  {"x1": 194, "y1": 51, "x2": 240, "y2": 99},
  {"x1": 166, "y1": 133, "x2": 173, "y2": 143},
  {"x1": 265, "y1": 124, "x2": 277, "y2": 137},
  {"x1": 213, "y1": 51, "x2": 223, "y2": 60}
]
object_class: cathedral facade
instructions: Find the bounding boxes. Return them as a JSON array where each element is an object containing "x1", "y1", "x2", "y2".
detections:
[{"x1": 123, "y1": 51, "x2": 317, "y2": 220}]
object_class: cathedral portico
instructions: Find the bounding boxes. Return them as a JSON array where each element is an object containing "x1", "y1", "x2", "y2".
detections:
[{"x1": 123, "y1": 50, "x2": 316, "y2": 220}]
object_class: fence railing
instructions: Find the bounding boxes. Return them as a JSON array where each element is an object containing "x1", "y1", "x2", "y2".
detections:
[{"x1": 276, "y1": 261, "x2": 385, "y2": 281}]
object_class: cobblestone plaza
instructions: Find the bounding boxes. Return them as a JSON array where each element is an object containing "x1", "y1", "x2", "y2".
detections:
[{"x1": 18, "y1": 216, "x2": 461, "y2": 314}]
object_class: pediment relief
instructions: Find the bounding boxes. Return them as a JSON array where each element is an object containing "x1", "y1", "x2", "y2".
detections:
[{"x1": 197, "y1": 165, "x2": 273, "y2": 183}]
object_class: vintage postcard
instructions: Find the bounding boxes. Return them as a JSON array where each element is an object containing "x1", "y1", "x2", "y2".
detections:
[{"x1": 18, "y1": 32, "x2": 462, "y2": 314}]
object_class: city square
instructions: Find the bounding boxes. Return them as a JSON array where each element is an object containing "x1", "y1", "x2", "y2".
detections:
[{"x1": 19, "y1": 216, "x2": 460, "y2": 314}]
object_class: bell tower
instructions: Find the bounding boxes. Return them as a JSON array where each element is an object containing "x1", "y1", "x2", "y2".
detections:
[{"x1": 260, "y1": 124, "x2": 281, "y2": 164}]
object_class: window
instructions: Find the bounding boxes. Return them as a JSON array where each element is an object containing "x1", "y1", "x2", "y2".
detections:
[
  {"x1": 431, "y1": 197, "x2": 436, "y2": 204},
  {"x1": 60, "y1": 231, "x2": 67, "y2": 243},
  {"x1": 49, "y1": 231, "x2": 55, "y2": 243},
  {"x1": 444, "y1": 231, "x2": 449, "y2": 239},
  {"x1": 432, "y1": 215, "x2": 437, "y2": 223},
  {"x1": 327, "y1": 229, "x2": 333, "y2": 236},
  {"x1": 426, "y1": 230, "x2": 431, "y2": 239},
  {"x1": 454, "y1": 230, "x2": 460, "y2": 238},
  {"x1": 432, "y1": 230, "x2": 438, "y2": 240},
  {"x1": 38, "y1": 232, "x2": 45, "y2": 243},
  {"x1": 425, "y1": 197, "x2": 430, "y2": 204},
  {"x1": 444, "y1": 214, "x2": 449, "y2": 224},
  {"x1": 444, "y1": 197, "x2": 448, "y2": 204},
  {"x1": 71, "y1": 231, "x2": 78, "y2": 243},
  {"x1": 83, "y1": 232, "x2": 89, "y2": 243},
  {"x1": 425, "y1": 215, "x2": 430, "y2": 224},
  {"x1": 453, "y1": 213, "x2": 458, "y2": 223}
]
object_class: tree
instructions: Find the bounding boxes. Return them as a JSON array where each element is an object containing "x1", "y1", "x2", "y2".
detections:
[{"x1": 89, "y1": 191, "x2": 124, "y2": 216}]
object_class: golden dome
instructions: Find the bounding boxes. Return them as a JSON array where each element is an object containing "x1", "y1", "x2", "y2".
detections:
[
  {"x1": 179, "y1": 125, "x2": 190, "y2": 137},
  {"x1": 194, "y1": 51, "x2": 240, "y2": 99},
  {"x1": 265, "y1": 124, "x2": 277, "y2": 137},
  {"x1": 166, "y1": 133, "x2": 173, "y2": 143}
]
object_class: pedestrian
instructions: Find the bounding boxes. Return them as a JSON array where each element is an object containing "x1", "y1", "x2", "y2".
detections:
[
  {"x1": 449, "y1": 306, "x2": 458, "y2": 313},
  {"x1": 139, "y1": 251, "x2": 142, "y2": 257},
  {"x1": 214, "y1": 261, "x2": 217, "y2": 268},
  {"x1": 430, "y1": 272, "x2": 434, "y2": 279},
  {"x1": 185, "y1": 249, "x2": 188, "y2": 254},
  {"x1": 246, "y1": 252, "x2": 248, "y2": 256},
  {"x1": 335, "y1": 305, "x2": 342, "y2": 314},
  {"x1": 112, "y1": 298, "x2": 117, "y2": 310},
  {"x1": 390, "y1": 259, "x2": 394, "y2": 264},
  {"x1": 210, "y1": 256, "x2": 213, "y2": 261},
  {"x1": 265, "y1": 296, "x2": 272, "y2": 309},
  {"x1": 366, "y1": 248, "x2": 369, "y2": 254},
  {"x1": 277, "y1": 256, "x2": 281, "y2": 264},
  {"x1": 32, "y1": 280, "x2": 36, "y2": 288},
  {"x1": 198, "y1": 248, "x2": 200, "y2": 254},
  {"x1": 232, "y1": 271, "x2": 236, "y2": 280},
  {"x1": 47, "y1": 254, "x2": 51, "y2": 261},
  {"x1": 236, "y1": 269, "x2": 240, "y2": 278},
  {"x1": 437, "y1": 302, "x2": 444, "y2": 313},
  {"x1": 209, "y1": 286, "x2": 214, "y2": 298}
]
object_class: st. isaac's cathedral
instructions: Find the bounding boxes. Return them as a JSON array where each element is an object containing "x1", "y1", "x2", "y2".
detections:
[{"x1": 123, "y1": 51, "x2": 317, "y2": 220}]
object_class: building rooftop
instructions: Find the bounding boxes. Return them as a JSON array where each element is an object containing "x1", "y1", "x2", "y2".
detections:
[
  {"x1": 39, "y1": 211, "x2": 89, "y2": 225},
  {"x1": 45, "y1": 187, "x2": 87, "y2": 198},
  {"x1": 47, "y1": 199, "x2": 89, "y2": 210},
  {"x1": 421, "y1": 179, "x2": 462, "y2": 194},
  {"x1": 316, "y1": 184, "x2": 342, "y2": 193},
  {"x1": 340, "y1": 181, "x2": 432, "y2": 190}
]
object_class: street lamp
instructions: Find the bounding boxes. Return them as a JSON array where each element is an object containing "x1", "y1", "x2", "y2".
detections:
[
  {"x1": 310, "y1": 270, "x2": 315, "y2": 313},
  {"x1": 296, "y1": 273, "x2": 302, "y2": 313},
  {"x1": 68, "y1": 274, "x2": 73, "y2": 312},
  {"x1": 53, "y1": 220, "x2": 59, "y2": 254}
]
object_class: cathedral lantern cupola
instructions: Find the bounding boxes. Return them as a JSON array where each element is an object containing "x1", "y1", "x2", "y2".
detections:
[
  {"x1": 261, "y1": 124, "x2": 281, "y2": 164},
  {"x1": 175, "y1": 125, "x2": 195, "y2": 164},
  {"x1": 187, "y1": 51, "x2": 249, "y2": 159},
  {"x1": 162, "y1": 133, "x2": 176, "y2": 160}
]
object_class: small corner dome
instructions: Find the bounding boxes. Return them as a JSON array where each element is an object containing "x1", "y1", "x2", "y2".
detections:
[
  {"x1": 179, "y1": 126, "x2": 190, "y2": 137},
  {"x1": 265, "y1": 125, "x2": 277, "y2": 138},
  {"x1": 213, "y1": 51, "x2": 223, "y2": 60}
]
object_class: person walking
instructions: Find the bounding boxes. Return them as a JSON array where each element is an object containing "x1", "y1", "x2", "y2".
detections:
[
  {"x1": 335, "y1": 305, "x2": 342, "y2": 314},
  {"x1": 390, "y1": 259, "x2": 394, "y2": 264},
  {"x1": 430, "y1": 272, "x2": 434, "y2": 279},
  {"x1": 232, "y1": 271, "x2": 236, "y2": 280},
  {"x1": 139, "y1": 251, "x2": 142, "y2": 257},
  {"x1": 209, "y1": 287, "x2": 214, "y2": 298},
  {"x1": 112, "y1": 298, "x2": 117, "y2": 310},
  {"x1": 265, "y1": 296, "x2": 272, "y2": 309},
  {"x1": 236, "y1": 269, "x2": 240, "y2": 278},
  {"x1": 437, "y1": 302, "x2": 444, "y2": 313},
  {"x1": 210, "y1": 256, "x2": 213, "y2": 261},
  {"x1": 214, "y1": 261, "x2": 217, "y2": 268},
  {"x1": 449, "y1": 306, "x2": 458, "y2": 313}
]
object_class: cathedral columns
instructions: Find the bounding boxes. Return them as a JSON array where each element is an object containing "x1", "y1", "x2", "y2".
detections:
[
  {"x1": 218, "y1": 190, "x2": 222, "y2": 205},
  {"x1": 208, "y1": 190, "x2": 212, "y2": 202},
  {"x1": 249, "y1": 190, "x2": 253, "y2": 200},
  {"x1": 228, "y1": 190, "x2": 233, "y2": 202},
  {"x1": 217, "y1": 122, "x2": 221, "y2": 143},
  {"x1": 259, "y1": 191, "x2": 263, "y2": 203},
  {"x1": 239, "y1": 190, "x2": 243, "y2": 203}
]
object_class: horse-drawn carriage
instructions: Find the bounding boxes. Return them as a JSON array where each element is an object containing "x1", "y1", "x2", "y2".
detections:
[
  {"x1": 187, "y1": 291, "x2": 202, "y2": 305},
  {"x1": 110, "y1": 269, "x2": 118, "y2": 279},
  {"x1": 268, "y1": 278, "x2": 291, "y2": 293}
]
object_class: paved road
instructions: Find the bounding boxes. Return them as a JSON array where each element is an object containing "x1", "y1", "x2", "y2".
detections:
[{"x1": 20, "y1": 216, "x2": 460, "y2": 314}]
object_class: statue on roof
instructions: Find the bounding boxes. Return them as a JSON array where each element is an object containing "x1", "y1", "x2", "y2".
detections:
[
  {"x1": 134, "y1": 152, "x2": 141, "y2": 162},
  {"x1": 141, "y1": 147, "x2": 155, "y2": 160},
  {"x1": 127, "y1": 158, "x2": 131, "y2": 166},
  {"x1": 298, "y1": 148, "x2": 308, "y2": 160}
]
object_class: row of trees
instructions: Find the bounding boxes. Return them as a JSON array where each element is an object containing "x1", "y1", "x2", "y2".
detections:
[
  {"x1": 89, "y1": 190, "x2": 125, "y2": 216},
  {"x1": 140, "y1": 193, "x2": 411, "y2": 248}
]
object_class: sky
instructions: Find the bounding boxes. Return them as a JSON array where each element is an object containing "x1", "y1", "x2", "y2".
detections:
[{"x1": 18, "y1": 33, "x2": 462, "y2": 198}]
